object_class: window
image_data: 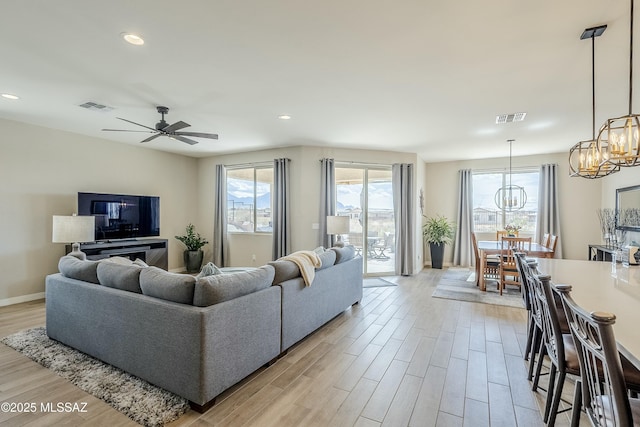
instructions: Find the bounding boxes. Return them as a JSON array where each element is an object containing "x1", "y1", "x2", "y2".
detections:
[
  {"x1": 335, "y1": 165, "x2": 395, "y2": 275},
  {"x1": 472, "y1": 170, "x2": 539, "y2": 233},
  {"x1": 226, "y1": 166, "x2": 273, "y2": 232}
]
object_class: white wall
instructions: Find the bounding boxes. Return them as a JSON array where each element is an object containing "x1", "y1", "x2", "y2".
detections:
[
  {"x1": 423, "y1": 152, "x2": 603, "y2": 264},
  {"x1": 0, "y1": 118, "x2": 199, "y2": 305},
  {"x1": 6, "y1": 115, "x2": 626, "y2": 305},
  {"x1": 197, "y1": 146, "x2": 422, "y2": 271}
]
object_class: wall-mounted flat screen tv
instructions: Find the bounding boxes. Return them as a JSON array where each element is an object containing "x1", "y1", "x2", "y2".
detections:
[{"x1": 78, "y1": 192, "x2": 160, "y2": 241}]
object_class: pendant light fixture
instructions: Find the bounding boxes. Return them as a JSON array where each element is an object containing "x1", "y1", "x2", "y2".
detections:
[
  {"x1": 596, "y1": 0, "x2": 640, "y2": 168},
  {"x1": 569, "y1": 25, "x2": 620, "y2": 178},
  {"x1": 495, "y1": 139, "x2": 527, "y2": 211}
]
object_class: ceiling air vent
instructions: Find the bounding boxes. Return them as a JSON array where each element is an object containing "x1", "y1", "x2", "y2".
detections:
[
  {"x1": 78, "y1": 101, "x2": 114, "y2": 112},
  {"x1": 496, "y1": 112, "x2": 526, "y2": 124}
]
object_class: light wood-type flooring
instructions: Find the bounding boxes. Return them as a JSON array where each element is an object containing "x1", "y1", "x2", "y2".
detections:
[{"x1": 0, "y1": 268, "x2": 586, "y2": 426}]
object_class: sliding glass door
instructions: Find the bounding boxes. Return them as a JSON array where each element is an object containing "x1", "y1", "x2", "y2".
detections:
[{"x1": 335, "y1": 165, "x2": 395, "y2": 276}]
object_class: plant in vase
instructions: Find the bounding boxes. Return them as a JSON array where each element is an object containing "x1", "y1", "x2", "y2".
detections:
[
  {"x1": 504, "y1": 224, "x2": 522, "y2": 237},
  {"x1": 423, "y1": 215, "x2": 455, "y2": 269},
  {"x1": 175, "y1": 224, "x2": 209, "y2": 273}
]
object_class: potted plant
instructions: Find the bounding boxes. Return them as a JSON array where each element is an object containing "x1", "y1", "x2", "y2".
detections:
[
  {"x1": 423, "y1": 215, "x2": 455, "y2": 269},
  {"x1": 504, "y1": 223, "x2": 522, "y2": 237},
  {"x1": 175, "y1": 223, "x2": 209, "y2": 273}
]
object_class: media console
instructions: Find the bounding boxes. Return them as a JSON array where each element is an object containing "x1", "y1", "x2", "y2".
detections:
[{"x1": 65, "y1": 239, "x2": 168, "y2": 270}]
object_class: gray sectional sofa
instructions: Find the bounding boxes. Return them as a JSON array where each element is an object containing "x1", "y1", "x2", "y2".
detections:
[{"x1": 45, "y1": 246, "x2": 362, "y2": 411}]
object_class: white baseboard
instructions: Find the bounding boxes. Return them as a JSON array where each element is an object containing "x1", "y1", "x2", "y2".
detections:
[{"x1": 0, "y1": 292, "x2": 45, "y2": 307}]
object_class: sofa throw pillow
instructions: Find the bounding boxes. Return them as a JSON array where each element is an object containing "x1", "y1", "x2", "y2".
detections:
[
  {"x1": 58, "y1": 256, "x2": 100, "y2": 284},
  {"x1": 196, "y1": 262, "x2": 222, "y2": 279},
  {"x1": 193, "y1": 265, "x2": 275, "y2": 307},
  {"x1": 313, "y1": 246, "x2": 325, "y2": 254},
  {"x1": 316, "y1": 249, "x2": 336, "y2": 270},
  {"x1": 96, "y1": 262, "x2": 143, "y2": 293},
  {"x1": 101, "y1": 256, "x2": 134, "y2": 265},
  {"x1": 267, "y1": 260, "x2": 300, "y2": 284},
  {"x1": 139, "y1": 267, "x2": 195, "y2": 305},
  {"x1": 331, "y1": 245, "x2": 356, "y2": 264}
]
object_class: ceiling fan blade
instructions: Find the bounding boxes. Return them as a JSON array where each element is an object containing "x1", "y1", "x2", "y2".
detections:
[
  {"x1": 174, "y1": 131, "x2": 219, "y2": 140},
  {"x1": 140, "y1": 133, "x2": 161, "y2": 143},
  {"x1": 161, "y1": 120, "x2": 190, "y2": 133},
  {"x1": 102, "y1": 128, "x2": 156, "y2": 133},
  {"x1": 171, "y1": 135, "x2": 199, "y2": 145},
  {"x1": 116, "y1": 117, "x2": 158, "y2": 132}
]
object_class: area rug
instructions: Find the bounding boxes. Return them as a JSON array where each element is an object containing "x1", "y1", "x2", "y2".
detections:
[
  {"x1": 431, "y1": 268, "x2": 524, "y2": 308},
  {"x1": 363, "y1": 277, "x2": 398, "y2": 288},
  {"x1": 1, "y1": 327, "x2": 189, "y2": 426}
]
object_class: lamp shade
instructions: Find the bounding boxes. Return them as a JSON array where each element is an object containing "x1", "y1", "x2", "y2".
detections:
[
  {"x1": 52, "y1": 215, "x2": 95, "y2": 243},
  {"x1": 326, "y1": 215, "x2": 350, "y2": 235}
]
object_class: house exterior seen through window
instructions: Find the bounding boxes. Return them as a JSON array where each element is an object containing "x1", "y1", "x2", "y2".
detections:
[
  {"x1": 472, "y1": 170, "x2": 539, "y2": 233},
  {"x1": 226, "y1": 166, "x2": 273, "y2": 233}
]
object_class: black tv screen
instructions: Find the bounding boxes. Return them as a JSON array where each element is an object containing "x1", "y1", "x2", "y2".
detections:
[{"x1": 78, "y1": 192, "x2": 160, "y2": 241}]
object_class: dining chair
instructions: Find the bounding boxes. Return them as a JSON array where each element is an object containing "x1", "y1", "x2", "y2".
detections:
[
  {"x1": 542, "y1": 233, "x2": 550, "y2": 247},
  {"x1": 547, "y1": 234, "x2": 558, "y2": 255},
  {"x1": 530, "y1": 274, "x2": 581, "y2": 426},
  {"x1": 514, "y1": 253, "x2": 543, "y2": 368},
  {"x1": 499, "y1": 237, "x2": 532, "y2": 295},
  {"x1": 471, "y1": 232, "x2": 499, "y2": 287},
  {"x1": 557, "y1": 285, "x2": 640, "y2": 427},
  {"x1": 496, "y1": 229, "x2": 519, "y2": 240}
]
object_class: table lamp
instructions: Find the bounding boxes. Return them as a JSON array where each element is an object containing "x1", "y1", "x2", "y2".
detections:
[
  {"x1": 52, "y1": 214, "x2": 95, "y2": 260},
  {"x1": 326, "y1": 215, "x2": 350, "y2": 248}
]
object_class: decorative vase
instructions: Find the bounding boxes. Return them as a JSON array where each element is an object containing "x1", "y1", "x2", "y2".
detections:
[
  {"x1": 184, "y1": 250, "x2": 204, "y2": 273},
  {"x1": 429, "y1": 242, "x2": 445, "y2": 269}
]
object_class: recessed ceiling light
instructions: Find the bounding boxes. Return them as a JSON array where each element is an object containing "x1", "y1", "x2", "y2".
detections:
[
  {"x1": 122, "y1": 33, "x2": 144, "y2": 46},
  {"x1": 278, "y1": 115, "x2": 291, "y2": 120},
  {"x1": 1, "y1": 93, "x2": 19, "y2": 100}
]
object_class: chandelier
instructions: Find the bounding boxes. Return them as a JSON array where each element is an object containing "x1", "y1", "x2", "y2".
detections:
[
  {"x1": 495, "y1": 139, "x2": 527, "y2": 211},
  {"x1": 596, "y1": 0, "x2": 640, "y2": 168},
  {"x1": 569, "y1": 25, "x2": 620, "y2": 178}
]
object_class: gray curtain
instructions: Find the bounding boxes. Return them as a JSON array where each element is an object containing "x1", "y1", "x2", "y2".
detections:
[
  {"x1": 272, "y1": 158, "x2": 291, "y2": 259},
  {"x1": 213, "y1": 164, "x2": 229, "y2": 266},
  {"x1": 392, "y1": 163, "x2": 415, "y2": 276},
  {"x1": 453, "y1": 169, "x2": 474, "y2": 267},
  {"x1": 536, "y1": 163, "x2": 563, "y2": 258},
  {"x1": 319, "y1": 158, "x2": 336, "y2": 248}
]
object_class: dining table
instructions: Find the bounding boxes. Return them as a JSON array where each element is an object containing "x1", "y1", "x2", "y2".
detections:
[
  {"x1": 535, "y1": 258, "x2": 640, "y2": 370},
  {"x1": 476, "y1": 240, "x2": 555, "y2": 290}
]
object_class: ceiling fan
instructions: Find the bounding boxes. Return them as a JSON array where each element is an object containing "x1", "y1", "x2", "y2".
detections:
[{"x1": 102, "y1": 106, "x2": 218, "y2": 145}]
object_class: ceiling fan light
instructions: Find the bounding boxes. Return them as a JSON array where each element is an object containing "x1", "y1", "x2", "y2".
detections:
[{"x1": 122, "y1": 33, "x2": 144, "y2": 46}]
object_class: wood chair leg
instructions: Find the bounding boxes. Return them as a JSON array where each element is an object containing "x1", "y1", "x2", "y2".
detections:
[
  {"x1": 543, "y1": 364, "x2": 557, "y2": 423},
  {"x1": 532, "y1": 338, "x2": 546, "y2": 392},
  {"x1": 524, "y1": 316, "x2": 534, "y2": 361},
  {"x1": 571, "y1": 379, "x2": 582, "y2": 427},
  {"x1": 547, "y1": 369, "x2": 565, "y2": 427},
  {"x1": 528, "y1": 327, "x2": 541, "y2": 381}
]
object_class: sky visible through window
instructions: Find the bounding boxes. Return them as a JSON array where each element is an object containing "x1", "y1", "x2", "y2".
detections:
[{"x1": 473, "y1": 171, "x2": 539, "y2": 232}]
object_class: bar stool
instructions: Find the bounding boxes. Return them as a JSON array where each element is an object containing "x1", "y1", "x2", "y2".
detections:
[
  {"x1": 557, "y1": 284, "x2": 640, "y2": 427},
  {"x1": 530, "y1": 274, "x2": 580, "y2": 426}
]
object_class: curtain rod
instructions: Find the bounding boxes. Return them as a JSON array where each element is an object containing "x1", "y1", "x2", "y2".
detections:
[
  {"x1": 322, "y1": 159, "x2": 400, "y2": 168},
  {"x1": 472, "y1": 165, "x2": 538, "y2": 174},
  {"x1": 223, "y1": 161, "x2": 273, "y2": 169}
]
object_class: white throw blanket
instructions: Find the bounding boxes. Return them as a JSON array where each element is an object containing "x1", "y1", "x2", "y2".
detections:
[{"x1": 280, "y1": 250, "x2": 322, "y2": 286}]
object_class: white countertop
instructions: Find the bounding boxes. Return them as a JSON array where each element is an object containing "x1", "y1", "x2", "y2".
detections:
[{"x1": 535, "y1": 258, "x2": 640, "y2": 369}]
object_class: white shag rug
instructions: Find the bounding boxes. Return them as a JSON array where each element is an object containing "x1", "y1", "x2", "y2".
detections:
[{"x1": 1, "y1": 327, "x2": 190, "y2": 426}]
